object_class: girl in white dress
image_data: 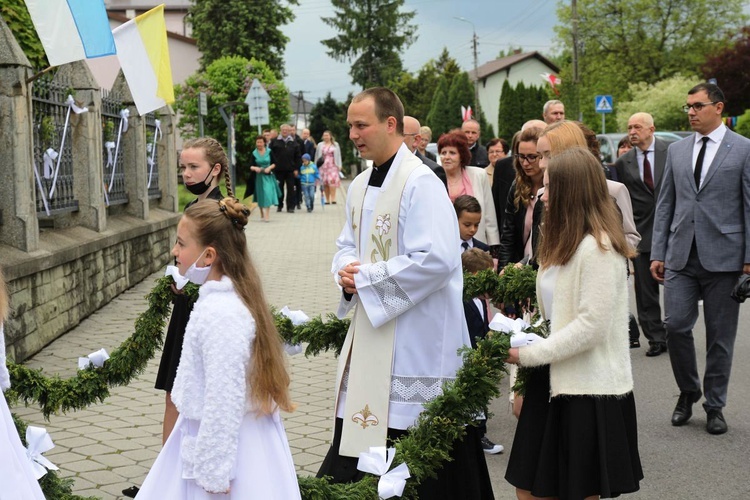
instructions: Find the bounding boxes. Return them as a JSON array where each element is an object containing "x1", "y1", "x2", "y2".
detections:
[
  {"x1": 137, "y1": 198, "x2": 300, "y2": 499},
  {"x1": 0, "y1": 268, "x2": 46, "y2": 500}
]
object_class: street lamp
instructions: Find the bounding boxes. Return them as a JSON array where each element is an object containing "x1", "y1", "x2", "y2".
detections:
[{"x1": 454, "y1": 16, "x2": 480, "y2": 121}]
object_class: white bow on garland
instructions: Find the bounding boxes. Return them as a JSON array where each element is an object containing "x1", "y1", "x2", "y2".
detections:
[
  {"x1": 357, "y1": 446, "x2": 411, "y2": 499},
  {"x1": 25, "y1": 426, "x2": 59, "y2": 480}
]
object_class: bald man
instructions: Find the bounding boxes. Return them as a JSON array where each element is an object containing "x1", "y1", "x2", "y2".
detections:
[
  {"x1": 522, "y1": 119, "x2": 548, "y2": 131},
  {"x1": 404, "y1": 116, "x2": 447, "y2": 189},
  {"x1": 615, "y1": 112, "x2": 668, "y2": 356}
]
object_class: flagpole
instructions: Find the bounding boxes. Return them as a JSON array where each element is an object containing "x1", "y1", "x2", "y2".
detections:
[{"x1": 25, "y1": 65, "x2": 58, "y2": 85}]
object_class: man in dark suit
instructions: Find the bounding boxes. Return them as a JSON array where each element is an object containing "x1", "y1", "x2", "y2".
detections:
[
  {"x1": 270, "y1": 124, "x2": 302, "y2": 212},
  {"x1": 462, "y1": 119, "x2": 489, "y2": 167},
  {"x1": 615, "y1": 112, "x2": 668, "y2": 357},
  {"x1": 404, "y1": 116, "x2": 447, "y2": 190},
  {"x1": 651, "y1": 83, "x2": 750, "y2": 435}
]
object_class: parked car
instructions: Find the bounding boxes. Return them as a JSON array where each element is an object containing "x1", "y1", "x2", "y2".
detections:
[
  {"x1": 426, "y1": 142, "x2": 441, "y2": 165},
  {"x1": 597, "y1": 132, "x2": 683, "y2": 164}
]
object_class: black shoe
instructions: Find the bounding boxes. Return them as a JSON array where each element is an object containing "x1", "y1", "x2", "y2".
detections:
[
  {"x1": 630, "y1": 340, "x2": 641, "y2": 349},
  {"x1": 122, "y1": 486, "x2": 139, "y2": 498},
  {"x1": 706, "y1": 409, "x2": 728, "y2": 434},
  {"x1": 646, "y1": 343, "x2": 667, "y2": 357},
  {"x1": 277, "y1": 206, "x2": 283, "y2": 212},
  {"x1": 672, "y1": 390, "x2": 702, "y2": 426},
  {"x1": 287, "y1": 208, "x2": 295, "y2": 213}
]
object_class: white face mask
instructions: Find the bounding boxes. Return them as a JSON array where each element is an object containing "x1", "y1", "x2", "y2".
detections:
[{"x1": 165, "y1": 249, "x2": 211, "y2": 289}]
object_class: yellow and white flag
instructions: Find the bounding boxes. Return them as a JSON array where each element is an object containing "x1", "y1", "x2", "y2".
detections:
[{"x1": 112, "y1": 4, "x2": 174, "y2": 115}]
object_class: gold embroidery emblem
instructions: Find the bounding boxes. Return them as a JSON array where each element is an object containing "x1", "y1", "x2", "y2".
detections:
[
  {"x1": 352, "y1": 404, "x2": 380, "y2": 429},
  {"x1": 351, "y1": 206, "x2": 357, "y2": 231}
]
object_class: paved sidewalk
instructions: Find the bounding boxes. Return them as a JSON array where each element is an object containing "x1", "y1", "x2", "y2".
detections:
[{"x1": 10, "y1": 182, "x2": 750, "y2": 499}]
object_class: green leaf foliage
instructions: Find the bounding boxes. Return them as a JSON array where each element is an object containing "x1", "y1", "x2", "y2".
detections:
[
  {"x1": 173, "y1": 56, "x2": 292, "y2": 168},
  {"x1": 447, "y1": 72, "x2": 475, "y2": 128},
  {"x1": 322, "y1": 0, "x2": 417, "y2": 88},
  {"x1": 308, "y1": 92, "x2": 357, "y2": 174},
  {"x1": 497, "y1": 81, "x2": 549, "y2": 139},
  {"x1": 615, "y1": 75, "x2": 696, "y2": 132},
  {"x1": 701, "y1": 27, "x2": 750, "y2": 116},
  {"x1": 1, "y1": 0, "x2": 48, "y2": 70},
  {"x1": 187, "y1": 0, "x2": 297, "y2": 76},
  {"x1": 427, "y1": 77, "x2": 453, "y2": 138},
  {"x1": 554, "y1": 0, "x2": 747, "y2": 129},
  {"x1": 735, "y1": 109, "x2": 750, "y2": 139}
]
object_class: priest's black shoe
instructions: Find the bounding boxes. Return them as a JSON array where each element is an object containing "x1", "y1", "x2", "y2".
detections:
[
  {"x1": 646, "y1": 343, "x2": 667, "y2": 357},
  {"x1": 671, "y1": 390, "x2": 702, "y2": 426},
  {"x1": 706, "y1": 409, "x2": 728, "y2": 435}
]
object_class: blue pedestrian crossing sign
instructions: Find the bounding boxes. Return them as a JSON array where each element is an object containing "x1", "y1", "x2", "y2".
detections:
[{"x1": 595, "y1": 95, "x2": 613, "y2": 114}]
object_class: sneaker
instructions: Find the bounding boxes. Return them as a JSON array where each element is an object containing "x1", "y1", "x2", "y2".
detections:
[{"x1": 481, "y1": 436, "x2": 504, "y2": 454}]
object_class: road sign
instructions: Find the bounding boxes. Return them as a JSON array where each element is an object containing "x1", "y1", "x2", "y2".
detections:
[
  {"x1": 246, "y1": 79, "x2": 270, "y2": 132},
  {"x1": 595, "y1": 95, "x2": 613, "y2": 114},
  {"x1": 198, "y1": 92, "x2": 207, "y2": 116}
]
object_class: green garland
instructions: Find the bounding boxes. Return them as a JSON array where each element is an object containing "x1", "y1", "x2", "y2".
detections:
[{"x1": 7, "y1": 267, "x2": 540, "y2": 499}]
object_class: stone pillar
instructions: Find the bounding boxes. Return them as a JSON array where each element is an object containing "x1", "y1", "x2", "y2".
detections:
[
  {"x1": 0, "y1": 17, "x2": 39, "y2": 252},
  {"x1": 157, "y1": 105, "x2": 178, "y2": 212},
  {"x1": 55, "y1": 61, "x2": 106, "y2": 232},
  {"x1": 112, "y1": 70, "x2": 149, "y2": 220}
]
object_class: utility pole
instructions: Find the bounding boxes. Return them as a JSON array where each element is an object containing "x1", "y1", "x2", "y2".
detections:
[
  {"x1": 572, "y1": 0, "x2": 582, "y2": 120},
  {"x1": 454, "y1": 17, "x2": 480, "y2": 120}
]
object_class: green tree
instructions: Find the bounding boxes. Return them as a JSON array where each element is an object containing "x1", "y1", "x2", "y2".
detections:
[
  {"x1": 188, "y1": 0, "x2": 297, "y2": 76},
  {"x1": 497, "y1": 81, "x2": 522, "y2": 139},
  {"x1": 322, "y1": 0, "x2": 417, "y2": 88},
  {"x1": 447, "y1": 72, "x2": 475, "y2": 129},
  {"x1": 735, "y1": 109, "x2": 750, "y2": 139},
  {"x1": 555, "y1": 0, "x2": 746, "y2": 128},
  {"x1": 173, "y1": 56, "x2": 292, "y2": 167},
  {"x1": 308, "y1": 92, "x2": 358, "y2": 174},
  {"x1": 1, "y1": 0, "x2": 47, "y2": 69},
  {"x1": 615, "y1": 75, "x2": 696, "y2": 132},
  {"x1": 426, "y1": 77, "x2": 452, "y2": 138}
]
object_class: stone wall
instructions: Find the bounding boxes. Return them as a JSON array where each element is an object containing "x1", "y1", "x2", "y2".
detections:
[{"x1": 0, "y1": 17, "x2": 180, "y2": 362}]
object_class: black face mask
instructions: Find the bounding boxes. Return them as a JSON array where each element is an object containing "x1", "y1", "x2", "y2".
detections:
[{"x1": 185, "y1": 169, "x2": 214, "y2": 195}]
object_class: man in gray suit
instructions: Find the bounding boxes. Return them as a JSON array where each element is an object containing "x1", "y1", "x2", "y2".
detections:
[
  {"x1": 616, "y1": 112, "x2": 668, "y2": 356},
  {"x1": 651, "y1": 83, "x2": 750, "y2": 435}
]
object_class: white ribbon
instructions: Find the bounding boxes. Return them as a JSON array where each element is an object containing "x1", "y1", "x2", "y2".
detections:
[
  {"x1": 489, "y1": 314, "x2": 544, "y2": 347},
  {"x1": 49, "y1": 95, "x2": 88, "y2": 199},
  {"x1": 108, "y1": 109, "x2": 129, "y2": 193},
  {"x1": 147, "y1": 119, "x2": 161, "y2": 188},
  {"x1": 357, "y1": 447, "x2": 411, "y2": 499},
  {"x1": 165, "y1": 265, "x2": 189, "y2": 290},
  {"x1": 32, "y1": 162, "x2": 51, "y2": 216},
  {"x1": 105, "y1": 141, "x2": 116, "y2": 168},
  {"x1": 77, "y1": 348, "x2": 110, "y2": 370},
  {"x1": 43, "y1": 148, "x2": 57, "y2": 179},
  {"x1": 25, "y1": 426, "x2": 59, "y2": 479},
  {"x1": 279, "y1": 306, "x2": 308, "y2": 356}
]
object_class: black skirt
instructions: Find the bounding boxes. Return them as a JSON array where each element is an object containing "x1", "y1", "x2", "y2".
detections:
[
  {"x1": 506, "y1": 366, "x2": 643, "y2": 499},
  {"x1": 318, "y1": 417, "x2": 494, "y2": 500},
  {"x1": 154, "y1": 294, "x2": 193, "y2": 392}
]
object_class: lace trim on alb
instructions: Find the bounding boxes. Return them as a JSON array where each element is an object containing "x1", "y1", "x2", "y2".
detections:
[
  {"x1": 341, "y1": 368, "x2": 452, "y2": 405},
  {"x1": 366, "y1": 261, "x2": 413, "y2": 317}
]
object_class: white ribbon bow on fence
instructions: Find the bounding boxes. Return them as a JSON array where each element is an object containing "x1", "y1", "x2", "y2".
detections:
[
  {"x1": 357, "y1": 446, "x2": 411, "y2": 499},
  {"x1": 279, "y1": 306, "x2": 309, "y2": 356},
  {"x1": 77, "y1": 348, "x2": 110, "y2": 370},
  {"x1": 48, "y1": 95, "x2": 88, "y2": 199},
  {"x1": 108, "y1": 109, "x2": 129, "y2": 194},
  {"x1": 25, "y1": 426, "x2": 60, "y2": 480},
  {"x1": 147, "y1": 119, "x2": 161, "y2": 188}
]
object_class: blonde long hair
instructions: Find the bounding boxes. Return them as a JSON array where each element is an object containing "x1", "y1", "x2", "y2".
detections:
[
  {"x1": 537, "y1": 147, "x2": 635, "y2": 266},
  {"x1": 184, "y1": 198, "x2": 294, "y2": 414}
]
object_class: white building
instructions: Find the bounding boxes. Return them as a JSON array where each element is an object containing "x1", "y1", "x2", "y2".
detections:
[{"x1": 469, "y1": 51, "x2": 560, "y2": 135}]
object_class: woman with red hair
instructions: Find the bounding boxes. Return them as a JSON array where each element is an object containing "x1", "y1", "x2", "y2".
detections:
[{"x1": 438, "y1": 130, "x2": 499, "y2": 246}]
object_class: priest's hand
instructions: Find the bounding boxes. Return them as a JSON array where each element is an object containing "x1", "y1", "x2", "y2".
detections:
[{"x1": 339, "y1": 261, "x2": 361, "y2": 295}]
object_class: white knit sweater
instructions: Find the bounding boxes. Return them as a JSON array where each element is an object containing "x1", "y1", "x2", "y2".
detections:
[
  {"x1": 519, "y1": 235, "x2": 634, "y2": 397},
  {"x1": 171, "y1": 276, "x2": 255, "y2": 493}
]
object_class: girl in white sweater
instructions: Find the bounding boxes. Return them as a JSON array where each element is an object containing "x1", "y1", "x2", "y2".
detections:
[
  {"x1": 505, "y1": 147, "x2": 643, "y2": 500},
  {"x1": 137, "y1": 198, "x2": 301, "y2": 499}
]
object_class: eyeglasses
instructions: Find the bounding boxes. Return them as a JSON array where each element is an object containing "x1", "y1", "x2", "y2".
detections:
[
  {"x1": 403, "y1": 133, "x2": 418, "y2": 137},
  {"x1": 514, "y1": 153, "x2": 541, "y2": 163},
  {"x1": 682, "y1": 102, "x2": 717, "y2": 113}
]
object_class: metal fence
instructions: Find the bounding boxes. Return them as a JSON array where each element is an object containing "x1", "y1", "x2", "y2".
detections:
[
  {"x1": 31, "y1": 73, "x2": 78, "y2": 216},
  {"x1": 101, "y1": 89, "x2": 129, "y2": 206},
  {"x1": 145, "y1": 112, "x2": 161, "y2": 199}
]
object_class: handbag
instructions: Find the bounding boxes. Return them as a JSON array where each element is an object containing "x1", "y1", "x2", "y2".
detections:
[{"x1": 316, "y1": 156, "x2": 325, "y2": 167}]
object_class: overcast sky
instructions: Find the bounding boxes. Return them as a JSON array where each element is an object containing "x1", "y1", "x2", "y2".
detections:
[{"x1": 281, "y1": 0, "x2": 560, "y2": 103}]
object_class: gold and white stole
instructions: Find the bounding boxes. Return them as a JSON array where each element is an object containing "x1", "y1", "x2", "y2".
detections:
[{"x1": 335, "y1": 149, "x2": 422, "y2": 457}]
